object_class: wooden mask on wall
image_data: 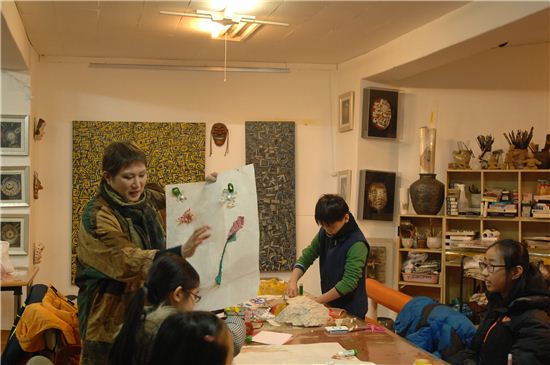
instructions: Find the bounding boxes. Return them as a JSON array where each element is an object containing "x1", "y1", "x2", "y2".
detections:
[{"x1": 210, "y1": 123, "x2": 229, "y2": 156}]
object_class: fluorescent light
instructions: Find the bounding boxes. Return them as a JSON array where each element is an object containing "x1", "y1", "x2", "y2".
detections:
[{"x1": 88, "y1": 63, "x2": 289, "y2": 73}]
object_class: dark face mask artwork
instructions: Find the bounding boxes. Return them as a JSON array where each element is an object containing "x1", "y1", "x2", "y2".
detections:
[{"x1": 210, "y1": 123, "x2": 229, "y2": 156}]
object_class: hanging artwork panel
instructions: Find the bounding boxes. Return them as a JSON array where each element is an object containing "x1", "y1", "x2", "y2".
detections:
[
  {"x1": 357, "y1": 169, "x2": 396, "y2": 221},
  {"x1": 362, "y1": 88, "x2": 399, "y2": 139},
  {"x1": 1, "y1": 214, "x2": 28, "y2": 255},
  {"x1": 245, "y1": 121, "x2": 295, "y2": 271},
  {"x1": 0, "y1": 166, "x2": 29, "y2": 207},
  {"x1": 71, "y1": 121, "x2": 205, "y2": 282},
  {"x1": 166, "y1": 164, "x2": 259, "y2": 311},
  {"x1": 1, "y1": 115, "x2": 29, "y2": 156}
]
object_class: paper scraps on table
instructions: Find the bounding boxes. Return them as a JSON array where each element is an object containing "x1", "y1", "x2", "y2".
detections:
[{"x1": 252, "y1": 330, "x2": 293, "y2": 345}]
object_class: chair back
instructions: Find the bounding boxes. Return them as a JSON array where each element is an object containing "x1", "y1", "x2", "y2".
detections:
[{"x1": 366, "y1": 278, "x2": 412, "y2": 314}]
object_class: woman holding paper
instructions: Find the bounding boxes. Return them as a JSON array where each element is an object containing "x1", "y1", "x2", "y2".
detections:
[
  {"x1": 76, "y1": 141, "x2": 213, "y2": 365},
  {"x1": 287, "y1": 194, "x2": 370, "y2": 318}
]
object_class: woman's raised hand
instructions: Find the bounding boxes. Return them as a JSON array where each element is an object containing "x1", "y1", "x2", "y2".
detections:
[{"x1": 181, "y1": 225, "x2": 211, "y2": 258}]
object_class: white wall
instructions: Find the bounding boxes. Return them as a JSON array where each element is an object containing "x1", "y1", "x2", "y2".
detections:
[
  {"x1": 18, "y1": 62, "x2": 335, "y2": 322},
  {"x1": 0, "y1": 69, "x2": 33, "y2": 328},
  {"x1": 398, "y1": 88, "x2": 549, "y2": 190}
]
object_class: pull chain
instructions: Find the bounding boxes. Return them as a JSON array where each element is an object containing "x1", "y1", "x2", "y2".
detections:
[{"x1": 224, "y1": 33, "x2": 227, "y2": 82}]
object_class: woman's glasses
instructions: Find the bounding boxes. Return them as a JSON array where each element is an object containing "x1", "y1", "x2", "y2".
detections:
[
  {"x1": 188, "y1": 291, "x2": 202, "y2": 303},
  {"x1": 479, "y1": 261, "x2": 506, "y2": 273}
]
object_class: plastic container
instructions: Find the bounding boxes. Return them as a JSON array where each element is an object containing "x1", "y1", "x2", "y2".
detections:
[{"x1": 402, "y1": 272, "x2": 439, "y2": 284}]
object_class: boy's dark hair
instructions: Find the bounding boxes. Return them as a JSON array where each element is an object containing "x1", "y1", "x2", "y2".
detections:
[
  {"x1": 102, "y1": 141, "x2": 147, "y2": 177},
  {"x1": 149, "y1": 311, "x2": 230, "y2": 365},
  {"x1": 314, "y1": 194, "x2": 349, "y2": 225}
]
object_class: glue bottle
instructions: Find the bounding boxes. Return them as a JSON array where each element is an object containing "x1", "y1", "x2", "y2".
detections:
[{"x1": 336, "y1": 349, "x2": 357, "y2": 357}]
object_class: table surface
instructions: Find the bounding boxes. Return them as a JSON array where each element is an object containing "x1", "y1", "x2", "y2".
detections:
[
  {"x1": 251, "y1": 317, "x2": 448, "y2": 365},
  {"x1": 0, "y1": 266, "x2": 39, "y2": 287}
]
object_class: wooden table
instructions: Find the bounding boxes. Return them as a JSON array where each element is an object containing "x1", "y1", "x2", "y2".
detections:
[
  {"x1": 251, "y1": 318, "x2": 448, "y2": 364},
  {"x1": 1, "y1": 266, "x2": 39, "y2": 319}
]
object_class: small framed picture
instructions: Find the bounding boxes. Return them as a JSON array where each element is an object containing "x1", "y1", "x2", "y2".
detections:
[
  {"x1": 337, "y1": 170, "x2": 352, "y2": 204},
  {"x1": 361, "y1": 88, "x2": 398, "y2": 139},
  {"x1": 357, "y1": 169, "x2": 396, "y2": 221},
  {"x1": 338, "y1": 91, "x2": 354, "y2": 132},
  {"x1": 1, "y1": 115, "x2": 29, "y2": 156},
  {"x1": 0, "y1": 214, "x2": 28, "y2": 255},
  {"x1": 1, "y1": 166, "x2": 29, "y2": 207}
]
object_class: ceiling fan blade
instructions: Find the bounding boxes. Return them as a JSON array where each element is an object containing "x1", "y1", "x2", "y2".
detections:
[
  {"x1": 242, "y1": 19, "x2": 289, "y2": 27},
  {"x1": 160, "y1": 10, "x2": 211, "y2": 20},
  {"x1": 160, "y1": 10, "x2": 289, "y2": 27}
]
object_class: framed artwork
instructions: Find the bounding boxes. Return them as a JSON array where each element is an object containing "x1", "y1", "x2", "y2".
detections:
[
  {"x1": 337, "y1": 169, "x2": 352, "y2": 204},
  {"x1": 338, "y1": 91, "x2": 354, "y2": 132},
  {"x1": 357, "y1": 169, "x2": 396, "y2": 221},
  {"x1": 1, "y1": 166, "x2": 29, "y2": 207},
  {"x1": 361, "y1": 88, "x2": 398, "y2": 139},
  {"x1": 1, "y1": 115, "x2": 29, "y2": 155},
  {"x1": 367, "y1": 246, "x2": 387, "y2": 283},
  {"x1": 0, "y1": 214, "x2": 28, "y2": 255}
]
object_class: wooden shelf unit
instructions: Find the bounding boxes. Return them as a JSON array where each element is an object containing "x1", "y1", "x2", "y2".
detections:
[{"x1": 396, "y1": 169, "x2": 550, "y2": 305}]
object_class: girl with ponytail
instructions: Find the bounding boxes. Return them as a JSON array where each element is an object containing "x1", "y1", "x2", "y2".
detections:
[
  {"x1": 110, "y1": 253, "x2": 245, "y2": 365},
  {"x1": 110, "y1": 253, "x2": 200, "y2": 365},
  {"x1": 449, "y1": 239, "x2": 550, "y2": 365}
]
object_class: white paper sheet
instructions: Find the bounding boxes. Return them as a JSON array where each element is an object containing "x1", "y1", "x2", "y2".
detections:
[
  {"x1": 252, "y1": 330, "x2": 293, "y2": 345},
  {"x1": 166, "y1": 164, "x2": 260, "y2": 311},
  {"x1": 234, "y1": 343, "x2": 376, "y2": 364}
]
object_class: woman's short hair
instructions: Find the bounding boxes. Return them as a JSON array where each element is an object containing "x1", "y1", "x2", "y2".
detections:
[
  {"x1": 102, "y1": 141, "x2": 147, "y2": 177},
  {"x1": 314, "y1": 194, "x2": 349, "y2": 225},
  {"x1": 149, "y1": 311, "x2": 231, "y2": 365}
]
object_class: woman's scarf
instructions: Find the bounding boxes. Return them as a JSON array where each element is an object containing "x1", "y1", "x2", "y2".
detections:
[{"x1": 100, "y1": 180, "x2": 165, "y2": 250}]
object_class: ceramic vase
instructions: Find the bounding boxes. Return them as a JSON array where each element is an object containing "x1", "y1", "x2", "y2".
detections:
[
  {"x1": 410, "y1": 174, "x2": 445, "y2": 215},
  {"x1": 410, "y1": 126, "x2": 445, "y2": 215}
]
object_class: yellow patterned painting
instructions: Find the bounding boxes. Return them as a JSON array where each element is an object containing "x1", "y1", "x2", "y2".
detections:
[{"x1": 71, "y1": 121, "x2": 205, "y2": 282}]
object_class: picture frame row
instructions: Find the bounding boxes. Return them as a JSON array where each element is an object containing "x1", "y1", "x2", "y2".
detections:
[
  {"x1": 338, "y1": 88, "x2": 399, "y2": 139},
  {"x1": 1, "y1": 114, "x2": 29, "y2": 156},
  {"x1": 337, "y1": 169, "x2": 396, "y2": 222},
  {"x1": 0, "y1": 214, "x2": 28, "y2": 255}
]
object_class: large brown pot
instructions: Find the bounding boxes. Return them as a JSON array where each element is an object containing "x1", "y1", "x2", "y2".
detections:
[{"x1": 410, "y1": 173, "x2": 444, "y2": 215}]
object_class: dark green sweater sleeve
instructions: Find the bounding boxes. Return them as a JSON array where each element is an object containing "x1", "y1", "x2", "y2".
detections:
[
  {"x1": 294, "y1": 235, "x2": 320, "y2": 272},
  {"x1": 334, "y1": 242, "x2": 369, "y2": 295}
]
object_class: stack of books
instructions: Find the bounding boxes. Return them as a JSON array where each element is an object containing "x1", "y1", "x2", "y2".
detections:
[
  {"x1": 531, "y1": 196, "x2": 550, "y2": 218},
  {"x1": 481, "y1": 188, "x2": 518, "y2": 217},
  {"x1": 521, "y1": 192, "x2": 534, "y2": 217},
  {"x1": 523, "y1": 236, "x2": 550, "y2": 249},
  {"x1": 447, "y1": 188, "x2": 459, "y2": 216},
  {"x1": 445, "y1": 230, "x2": 481, "y2": 249}
]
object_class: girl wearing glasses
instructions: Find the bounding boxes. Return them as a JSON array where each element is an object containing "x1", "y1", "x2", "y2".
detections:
[
  {"x1": 110, "y1": 253, "x2": 245, "y2": 365},
  {"x1": 449, "y1": 239, "x2": 550, "y2": 365}
]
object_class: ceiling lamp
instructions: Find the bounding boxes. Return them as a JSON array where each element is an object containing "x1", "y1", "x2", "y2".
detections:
[{"x1": 160, "y1": 8, "x2": 288, "y2": 41}]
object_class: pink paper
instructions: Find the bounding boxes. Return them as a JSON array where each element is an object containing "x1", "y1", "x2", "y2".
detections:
[{"x1": 252, "y1": 330, "x2": 293, "y2": 345}]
